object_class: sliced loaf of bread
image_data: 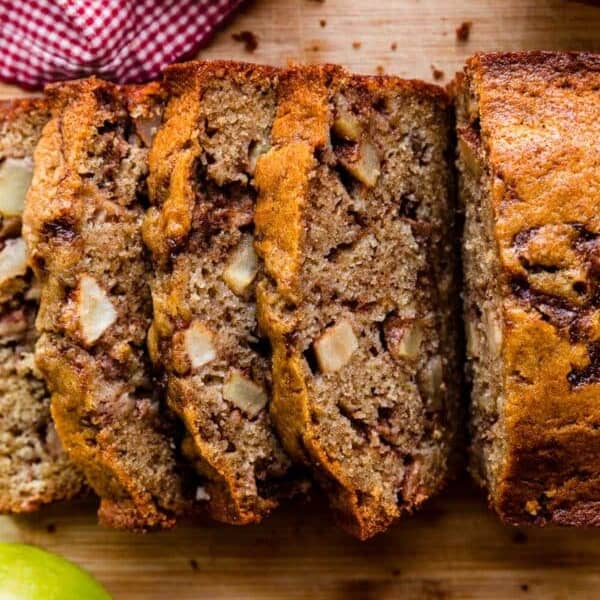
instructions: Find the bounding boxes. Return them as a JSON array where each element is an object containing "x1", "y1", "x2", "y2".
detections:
[
  {"x1": 255, "y1": 65, "x2": 462, "y2": 539},
  {"x1": 23, "y1": 79, "x2": 188, "y2": 530},
  {"x1": 0, "y1": 98, "x2": 83, "y2": 513},
  {"x1": 145, "y1": 61, "x2": 306, "y2": 525}
]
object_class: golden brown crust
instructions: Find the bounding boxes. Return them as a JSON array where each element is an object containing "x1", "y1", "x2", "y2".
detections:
[
  {"x1": 146, "y1": 61, "x2": 279, "y2": 263},
  {"x1": 462, "y1": 52, "x2": 600, "y2": 524},
  {"x1": 23, "y1": 77, "x2": 187, "y2": 531},
  {"x1": 256, "y1": 66, "x2": 384, "y2": 538},
  {"x1": 255, "y1": 66, "x2": 340, "y2": 309},
  {"x1": 0, "y1": 98, "x2": 47, "y2": 125},
  {"x1": 255, "y1": 66, "x2": 329, "y2": 459}
]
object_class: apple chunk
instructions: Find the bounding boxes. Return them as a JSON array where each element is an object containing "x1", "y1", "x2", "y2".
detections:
[
  {"x1": 0, "y1": 237, "x2": 27, "y2": 285},
  {"x1": 339, "y1": 140, "x2": 381, "y2": 188},
  {"x1": 313, "y1": 318, "x2": 359, "y2": 373},
  {"x1": 222, "y1": 236, "x2": 259, "y2": 296},
  {"x1": 223, "y1": 371, "x2": 268, "y2": 418},
  {"x1": 78, "y1": 275, "x2": 117, "y2": 345},
  {"x1": 184, "y1": 321, "x2": 217, "y2": 369},
  {"x1": 333, "y1": 108, "x2": 362, "y2": 141},
  {"x1": 384, "y1": 316, "x2": 423, "y2": 360},
  {"x1": 0, "y1": 157, "x2": 33, "y2": 216}
]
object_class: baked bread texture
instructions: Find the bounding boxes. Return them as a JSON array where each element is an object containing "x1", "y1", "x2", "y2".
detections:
[
  {"x1": 254, "y1": 65, "x2": 461, "y2": 539},
  {"x1": 145, "y1": 61, "x2": 305, "y2": 525},
  {"x1": 23, "y1": 79, "x2": 188, "y2": 530},
  {"x1": 0, "y1": 98, "x2": 83, "y2": 513},
  {"x1": 457, "y1": 52, "x2": 600, "y2": 525}
]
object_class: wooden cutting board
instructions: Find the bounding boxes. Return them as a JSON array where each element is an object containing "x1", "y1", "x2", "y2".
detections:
[{"x1": 1, "y1": 1, "x2": 600, "y2": 598}]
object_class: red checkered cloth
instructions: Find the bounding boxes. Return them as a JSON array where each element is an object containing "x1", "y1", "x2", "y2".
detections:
[{"x1": 0, "y1": 0, "x2": 243, "y2": 89}]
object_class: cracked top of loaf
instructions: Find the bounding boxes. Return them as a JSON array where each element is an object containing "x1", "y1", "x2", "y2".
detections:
[{"x1": 461, "y1": 52, "x2": 600, "y2": 524}]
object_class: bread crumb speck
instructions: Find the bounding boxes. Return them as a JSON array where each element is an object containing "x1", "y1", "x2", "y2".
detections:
[
  {"x1": 391, "y1": 42, "x2": 397, "y2": 51},
  {"x1": 352, "y1": 41, "x2": 362, "y2": 50},
  {"x1": 456, "y1": 21, "x2": 472, "y2": 42},
  {"x1": 376, "y1": 65, "x2": 385, "y2": 75},
  {"x1": 431, "y1": 65, "x2": 444, "y2": 80},
  {"x1": 189, "y1": 559, "x2": 199, "y2": 571},
  {"x1": 512, "y1": 530, "x2": 528, "y2": 544},
  {"x1": 525, "y1": 499, "x2": 540, "y2": 515},
  {"x1": 232, "y1": 31, "x2": 259, "y2": 53},
  {"x1": 319, "y1": 19, "x2": 327, "y2": 27}
]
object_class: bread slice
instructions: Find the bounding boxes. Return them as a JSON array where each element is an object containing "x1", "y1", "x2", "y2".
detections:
[
  {"x1": 145, "y1": 61, "x2": 306, "y2": 525},
  {"x1": 254, "y1": 65, "x2": 461, "y2": 539},
  {"x1": 457, "y1": 52, "x2": 600, "y2": 525},
  {"x1": 23, "y1": 79, "x2": 188, "y2": 530},
  {"x1": 0, "y1": 98, "x2": 83, "y2": 513}
]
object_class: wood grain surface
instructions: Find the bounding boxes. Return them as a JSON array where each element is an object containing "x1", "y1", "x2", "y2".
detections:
[
  {"x1": 1, "y1": 1, "x2": 600, "y2": 598},
  {"x1": 4, "y1": 481, "x2": 600, "y2": 599}
]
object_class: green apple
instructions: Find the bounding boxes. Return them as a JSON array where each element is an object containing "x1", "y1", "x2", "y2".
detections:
[{"x1": 0, "y1": 543, "x2": 111, "y2": 600}]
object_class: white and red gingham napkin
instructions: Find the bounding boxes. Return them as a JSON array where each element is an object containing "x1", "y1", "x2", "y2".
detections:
[{"x1": 0, "y1": 0, "x2": 243, "y2": 89}]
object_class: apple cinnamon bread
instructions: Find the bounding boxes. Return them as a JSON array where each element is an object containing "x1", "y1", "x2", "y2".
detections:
[
  {"x1": 457, "y1": 52, "x2": 600, "y2": 525},
  {"x1": 23, "y1": 79, "x2": 188, "y2": 530},
  {"x1": 144, "y1": 61, "x2": 305, "y2": 525},
  {"x1": 0, "y1": 98, "x2": 83, "y2": 513},
  {"x1": 254, "y1": 65, "x2": 461, "y2": 539}
]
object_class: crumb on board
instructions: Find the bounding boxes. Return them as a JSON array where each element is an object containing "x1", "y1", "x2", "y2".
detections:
[
  {"x1": 46, "y1": 523, "x2": 57, "y2": 534},
  {"x1": 456, "y1": 21, "x2": 472, "y2": 42},
  {"x1": 319, "y1": 19, "x2": 327, "y2": 27},
  {"x1": 309, "y1": 42, "x2": 321, "y2": 52},
  {"x1": 232, "y1": 31, "x2": 259, "y2": 53},
  {"x1": 512, "y1": 530, "x2": 528, "y2": 545},
  {"x1": 352, "y1": 41, "x2": 362, "y2": 50},
  {"x1": 189, "y1": 559, "x2": 199, "y2": 571},
  {"x1": 431, "y1": 65, "x2": 444, "y2": 80},
  {"x1": 391, "y1": 42, "x2": 397, "y2": 51},
  {"x1": 376, "y1": 65, "x2": 385, "y2": 75}
]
